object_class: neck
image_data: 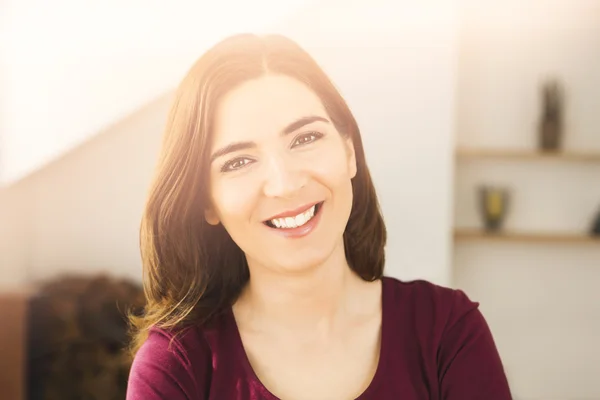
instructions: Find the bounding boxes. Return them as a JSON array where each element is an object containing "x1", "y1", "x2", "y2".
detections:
[{"x1": 236, "y1": 241, "x2": 363, "y2": 334}]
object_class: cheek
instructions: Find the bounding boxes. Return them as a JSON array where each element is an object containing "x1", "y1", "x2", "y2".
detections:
[
  {"x1": 308, "y1": 144, "x2": 354, "y2": 185},
  {"x1": 210, "y1": 178, "x2": 258, "y2": 223}
]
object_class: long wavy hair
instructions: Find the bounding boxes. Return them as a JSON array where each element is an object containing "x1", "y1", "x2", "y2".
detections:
[{"x1": 129, "y1": 33, "x2": 387, "y2": 355}]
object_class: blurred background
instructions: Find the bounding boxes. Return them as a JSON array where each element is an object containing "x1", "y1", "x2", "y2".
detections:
[{"x1": 1, "y1": 0, "x2": 599, "y2": 399}]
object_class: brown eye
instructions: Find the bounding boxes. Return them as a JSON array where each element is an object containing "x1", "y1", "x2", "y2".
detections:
[
  {"x1": 291, "y1": 131, "x2": 324, "y2": 148},
  {"x1": 221, "y1": 157, "x2": 253, "y2": 172}
]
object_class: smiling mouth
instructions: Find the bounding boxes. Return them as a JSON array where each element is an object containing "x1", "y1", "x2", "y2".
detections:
[{"x1": 264, "y1": 202, "x2": 324, "y2": 229}]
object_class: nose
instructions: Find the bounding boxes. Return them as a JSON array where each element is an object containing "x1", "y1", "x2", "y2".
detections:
[{"x1": 262, "y1": 153, "x2": 307, "y2": 199}]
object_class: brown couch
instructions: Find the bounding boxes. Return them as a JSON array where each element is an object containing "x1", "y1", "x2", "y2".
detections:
[{"x1": 0, "y1": 290, "x2": 30, "y2": 400}]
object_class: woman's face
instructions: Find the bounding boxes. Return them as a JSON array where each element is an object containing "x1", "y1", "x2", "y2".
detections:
[{"x1": 206, "y1": 74, "x2": 356, "y2": 273}]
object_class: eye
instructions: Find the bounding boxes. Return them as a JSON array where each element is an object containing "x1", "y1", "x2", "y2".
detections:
[
  {"x1": 221, "y1": 157, "x2": 253, "y2": 172},
  {"x1": 291, "y1": 131, "x2": 324, "y2": 148}
]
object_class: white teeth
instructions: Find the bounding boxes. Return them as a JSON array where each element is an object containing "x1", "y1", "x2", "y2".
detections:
[{"x1": 270, "y1": 204, "x2": 318, "y2": 229}]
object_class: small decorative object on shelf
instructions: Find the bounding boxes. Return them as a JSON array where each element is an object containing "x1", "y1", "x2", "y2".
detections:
[
  {"x1": 478, "y1": 185, "x2": 511, "y2": 232},
  {"x1": 591, "y1": 206, "x2": 600, "y2": 236},
  {"x1": 538, "y1": 78, "x2": 564, "y2": 152}
]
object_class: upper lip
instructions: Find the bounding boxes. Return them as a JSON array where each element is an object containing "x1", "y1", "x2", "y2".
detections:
[{"x1": 265, "y1": 201, "x2": 321, "y2": 221}]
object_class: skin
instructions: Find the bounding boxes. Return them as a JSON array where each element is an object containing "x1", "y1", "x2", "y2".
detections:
[{"x1": 206, "y1": 74, "x2": 382, "y2": 400}]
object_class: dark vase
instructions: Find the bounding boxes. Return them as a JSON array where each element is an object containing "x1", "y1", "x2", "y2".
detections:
[
  {"x1": 539, "y1": 79, "x2": 564, "y2": 152},
  {"x1": 591, "y1": 207, "x2": 600, "y2": 236},
  {"x1": 478, "y1": 186, "x2": 510, "y2": 232}
]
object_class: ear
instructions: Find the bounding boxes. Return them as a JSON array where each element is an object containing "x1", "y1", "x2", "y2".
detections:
[
  {"x1": 345, "y1": 137, "x2": 357, "y2": 179},
  {"x1": 204, "y1": 208, "x2": 220, "y2": 226}
]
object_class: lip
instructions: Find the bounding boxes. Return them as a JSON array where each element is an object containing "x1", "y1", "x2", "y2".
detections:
[
  {"x1": 263, "y1": 201, "x2": 324, "y2": 239},
  {"x1": 265, "y1": 201, "x2": 322, "y2": 221}
]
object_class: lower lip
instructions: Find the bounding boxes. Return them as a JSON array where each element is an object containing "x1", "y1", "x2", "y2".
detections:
[{"x1": 264, "y1": 203, "x2": 324, "y2": 239}]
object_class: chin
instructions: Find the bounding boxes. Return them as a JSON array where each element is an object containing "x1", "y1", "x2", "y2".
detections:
[
  {"x1": 276, "y1": 257, "x2": 328, "y2": 274},
  {"x1": 268, "y1": 238, "x2": 345, "y2": 275}
]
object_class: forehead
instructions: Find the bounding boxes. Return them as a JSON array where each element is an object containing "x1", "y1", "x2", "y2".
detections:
[{"x1": 212, "y1": 74, "x2": 328, "y2": 146}]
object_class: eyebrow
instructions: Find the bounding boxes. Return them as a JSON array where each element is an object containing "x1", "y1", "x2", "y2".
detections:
[{"x1": 210, "y1": 115, "x2": 330, "y2": 163}]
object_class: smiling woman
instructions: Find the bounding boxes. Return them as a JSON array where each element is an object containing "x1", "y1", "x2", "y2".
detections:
[{"x1": 126, "y1": 34, "x2": 512, "y2": 400}]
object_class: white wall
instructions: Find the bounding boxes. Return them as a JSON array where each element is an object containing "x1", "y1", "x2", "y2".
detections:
[
  {"x1": 25, "y1": 95, "x2": 171, "y2": 283},
  {"x1": 454, "y1": 1, "x2": 600, "y2": 398},
  {"x1": 0, "y1": 184, "x2": 31, "y2": 289},
  {"x1": 0, "y1": 0, "x2": 459, "y2": 288}
]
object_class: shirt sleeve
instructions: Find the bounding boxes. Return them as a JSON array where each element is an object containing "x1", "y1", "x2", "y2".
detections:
[
  {"x1": 126, "y1": 327, "x2": 211, "y2": 400},
  {"x1": 437, "y1": 289, "x2": 513, "y2": 400}
]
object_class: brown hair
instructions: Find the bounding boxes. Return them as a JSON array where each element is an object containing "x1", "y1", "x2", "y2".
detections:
[{"x1": 129, "y1": 33, "x2": 387, "y2": 355}]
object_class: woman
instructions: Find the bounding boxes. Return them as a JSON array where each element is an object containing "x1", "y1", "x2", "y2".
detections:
[{"x1": 126, "y1": 33, "x2": 512, "y2": 399}]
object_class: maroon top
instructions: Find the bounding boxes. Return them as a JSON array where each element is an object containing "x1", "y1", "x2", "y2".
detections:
[{"x1": 127, "y1": 277, "x2": 512, "y2": 399}]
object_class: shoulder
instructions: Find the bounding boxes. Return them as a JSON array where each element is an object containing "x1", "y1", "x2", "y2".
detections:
[
  {"x1": 382, "y1": 276, "x2": 481, "y2": 340},
  {"x1": 137, "y1": 325, "x2": 211, "y2": 369},
  {"x1": 383, "y1": 276, "x2": 478, "y2": 317},
  {"x1": 381, "y1": 276, "x2": 512, "y2": 397},
  {"x1": 127, "y1": 325, "x2": 212, "y2": 400}
]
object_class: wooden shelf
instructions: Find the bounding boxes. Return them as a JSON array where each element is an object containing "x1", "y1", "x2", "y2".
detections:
[
  {"x1": 456, "y1": 148, "x2": 600, "y2": 162},
  {"x1": 454, "y1": 228, "x2": 600, "y2": 244}
]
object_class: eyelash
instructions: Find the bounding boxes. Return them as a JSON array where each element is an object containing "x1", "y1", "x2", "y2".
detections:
[
  {"x1": 291, "y1": 131, "x2": 324, "y2": 147},
  {"x1": 220, "y1": 131, "x2": 324, "y2": 173},
  {"x1": 220, "y1": 157, "x2": 253, "y2": 172}
]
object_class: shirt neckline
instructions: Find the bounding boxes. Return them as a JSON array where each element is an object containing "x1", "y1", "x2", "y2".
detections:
[{"x1": 226, "y1": 277, "x2": 391, "y2": 400}]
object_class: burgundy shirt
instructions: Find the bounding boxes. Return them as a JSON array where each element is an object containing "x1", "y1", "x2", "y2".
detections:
[{"x1": 127, "y1": 277, "x2": 512, "y2": 399}]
